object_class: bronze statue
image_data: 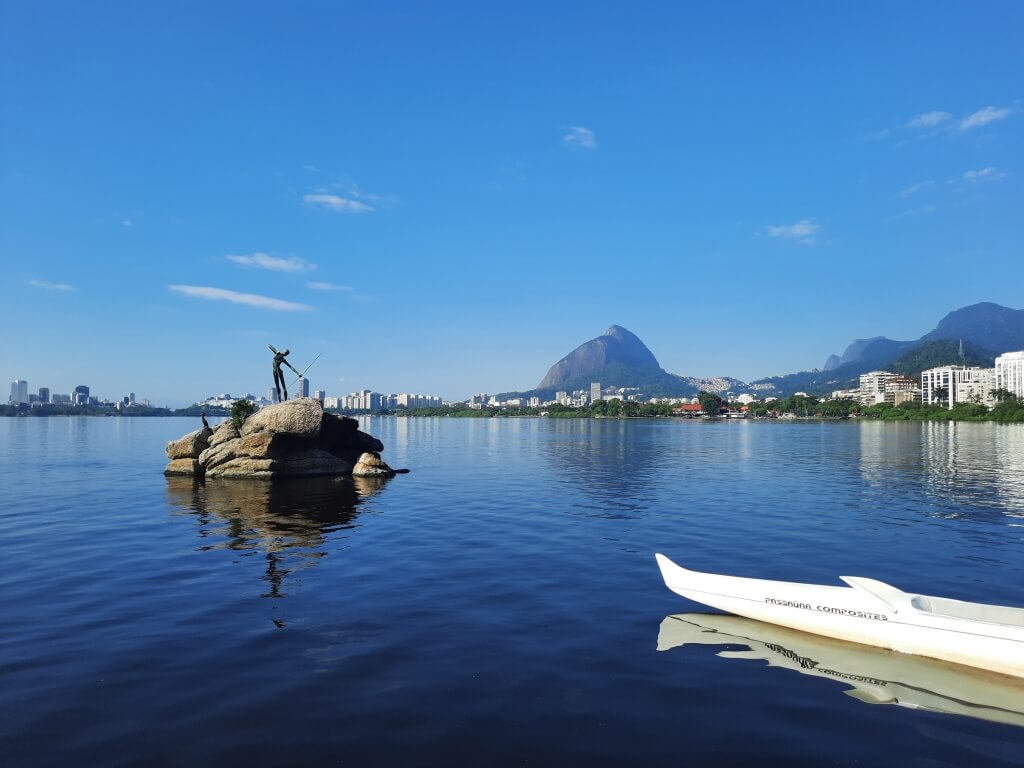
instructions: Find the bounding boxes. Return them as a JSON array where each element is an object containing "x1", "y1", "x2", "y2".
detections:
[{"x1": 268, "y1": 344, "x2": 300, "y2": 402}]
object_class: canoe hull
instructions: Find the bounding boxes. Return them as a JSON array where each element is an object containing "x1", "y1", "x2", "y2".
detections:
[{"x1": 655, "y1": 553, "x2": 1024, "y2": 679}]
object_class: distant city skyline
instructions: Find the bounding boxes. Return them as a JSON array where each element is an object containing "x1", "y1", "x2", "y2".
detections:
[{"x1": 3, "y1": 4, "x2": 1021, "y2": 407}]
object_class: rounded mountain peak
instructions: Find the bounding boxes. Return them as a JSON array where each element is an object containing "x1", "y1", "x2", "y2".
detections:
[{"x1": 537, "y1": 325, "x2": 663, "y2": 389}]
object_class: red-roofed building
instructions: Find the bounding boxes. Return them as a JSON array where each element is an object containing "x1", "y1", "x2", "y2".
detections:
[{"x1": 672, "y1": 403, "x2": 704, "y2": 415}]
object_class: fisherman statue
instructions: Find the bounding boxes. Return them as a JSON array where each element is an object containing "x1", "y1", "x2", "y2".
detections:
[{"x1": 268, "y1": 344, "x2": 300, "y2": 402}]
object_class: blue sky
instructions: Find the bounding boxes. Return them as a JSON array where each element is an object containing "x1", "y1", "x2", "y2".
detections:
[{"x1": 2, "y1": 2, "x2": 1021, "y2": 407}]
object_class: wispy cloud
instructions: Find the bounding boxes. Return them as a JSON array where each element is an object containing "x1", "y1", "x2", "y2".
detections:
[
  {"x1": 765, "y1": 219, "x2": 818, "y2": 245},
  {"x1": 169, "y1": 285, "x2": 312, "y2": 311},
  {"x1": 962, "y1": 166, "x2": 1007, "y2": 183},
  {"x1": 906, "y1": 111, "x2": 952, "y2": 129},
  {"x1": 887, "y1": 205, "x2": 938, "y2": 221},
  {"x1": 29, "y1": 279, "x2": 74, "y2": 291},
  {"x1": 303, "y1": 193, "x2": 374, "y2": 213},
  {"x1": 307, "y1": 281, "x2": 353, "y2": 292},
  {"x1": 227, "y1": 253, "x2": 316, "y2": 272},
  {"x1": 857, "y1": 128, "x2": 891, "y2": 142},
  {"x1": 338, "y1": 184, "x2": 397, "y2": 207},
  {"x1": 900, "y1": 180, "x2": 935, "y2": 198},
  {"x1": 958, "y1": 105, "x2": 1013, "y2": 131},
  {"x1": 879, "y1": 105, "x2": 1014, "y2": 142},
  {"x1": 563, "y1": 126, "x2": 597, "y2": 150}
]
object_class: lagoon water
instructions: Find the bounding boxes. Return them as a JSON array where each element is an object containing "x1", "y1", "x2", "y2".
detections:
[{"x1": 2, "y1": 416, "x2": 1023, "y2": 767}]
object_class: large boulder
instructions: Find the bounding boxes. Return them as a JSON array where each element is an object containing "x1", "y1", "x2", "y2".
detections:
[
  {"x1": 165, "y1": 427, "x2": 213, "y2": 460},
  {"x1": 352, "y1": 451, "x2": 396, "y2": 478},
  {"x1": 208, "y1": 421, "x2": 240, "y2": 447},
  {"x1": 199, "y1": 432, "x2": 276, "y2": 471},
  {"x1": 163, "y1": 399, "x2": 394, "y2": 480},
  {"x1": 240, "y1": 397, "x2": 323, "y2": 438},
  {"x1": 318, "y1": 413, "x2": 384, "y2": 464}
]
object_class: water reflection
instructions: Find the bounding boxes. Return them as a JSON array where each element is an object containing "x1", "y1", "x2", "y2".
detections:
[
  {"x1": 536, "y1": 419, "x2": 677, "y2": 518},
  {"x1": 165, "y1": 475, "x2": 388, "y2": 596},
  {"x1": 859, "y1": 422, "x2": 1024, "y2": 519},
  {"x1": 658, "y1": 613, "x2": 1024, "y2": 729}
]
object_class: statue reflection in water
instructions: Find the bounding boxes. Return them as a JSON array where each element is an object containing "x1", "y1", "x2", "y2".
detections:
[{"x1": 165, "y1": 475, "x2": 388, "y2": 598}]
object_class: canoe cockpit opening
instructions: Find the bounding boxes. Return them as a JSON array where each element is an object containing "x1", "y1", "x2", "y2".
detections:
[{"x1": 911, "y1": 595, "x2": 1024, "y2": 627}]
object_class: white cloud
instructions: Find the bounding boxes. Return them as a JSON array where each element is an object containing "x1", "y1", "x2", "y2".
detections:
[
  {"x1": 887, "y1": 205, "x2": 937, "y2": 221},
  {"x1": 307, "y1": 281, "x2": 353, "y2": 292},
  {"x1": 29, "y1": 279, "x2": 74, "y2": 291},
  {"x1": 962, "y1": 166, "x2": 1007, "y2": 183},
  {"x1": 900, "y1": 180, "x2": 935, "y2": 198},
  {"x1": 169, "y1": 285, "x2": 312, "y2": 311},
  {"x1": 303, "y1": 194, "x2": 373, "y2": 213},
  {"x1": 122, "y1": 220, "x2": 132, "y2": 227},
  {"x1": 563, "y1": 126, "x2": 597, "y2": 150},
  {"x1": 858, "y1": 128, "x2": 890, "y2": 142},
  {"x1": 958, "y1": 105, "x2": 1012, "y2": 131},
  {"x1": 906, "y1": 111, "x2": 952, "y2": 129},
  {"x1": 765, "y1": 219, "x2": 818, "y2": 243},
  {"x1": 227, "y1": 253, "x2": 316, "y2": 272}
]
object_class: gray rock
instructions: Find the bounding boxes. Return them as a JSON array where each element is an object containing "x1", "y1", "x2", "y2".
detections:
[
  {"x1": 163, "y1": 400, "x2": 399, "y2": 480},
  {"x1": 208, "y1": 421, "x2": 240, "y2": 447},
  {"x1": 164, "y1": 458, "x2": 202, "y2": 475},
  {"x1": 240, "y1": 397, "x2": 323, "y2": 438},
  {"x1": 165, "y1": 427, "x2": 213, "y2": 460},
  {"x1": 352, "y1": 451, "x2": 396, "y2": 478}
]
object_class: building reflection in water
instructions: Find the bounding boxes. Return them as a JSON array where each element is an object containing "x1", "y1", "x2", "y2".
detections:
[
  {"x1": 920, "y1": 422, "x2": 1024, "y2": 518},
  {"x1": 165, "y1": 475, "x2": 388, "y2": 597},
  {"x1": 859, "y1": 421, "x2": 1024, "y2": 519}
]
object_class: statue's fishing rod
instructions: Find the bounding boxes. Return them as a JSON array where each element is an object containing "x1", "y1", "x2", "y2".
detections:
[{"x1": 288, "y1": 352, "x2": 322, "y2": 389}]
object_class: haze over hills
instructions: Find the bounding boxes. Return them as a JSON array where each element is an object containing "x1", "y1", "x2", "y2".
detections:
[{"x1": 508, "y1": 302, "x2": 1023, "y2": 401}]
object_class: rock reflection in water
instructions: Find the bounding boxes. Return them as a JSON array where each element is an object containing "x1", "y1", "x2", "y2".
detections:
[
  {"x1": 658, "y1": 613, "x2": 1024, "y2": 729},
  {"x1": 165, "y1": 475, "x2": 388, "y2": 596}
]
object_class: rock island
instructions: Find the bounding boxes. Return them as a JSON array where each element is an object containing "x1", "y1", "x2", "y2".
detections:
[{"x1": 164, "y1": 397, "x2": 400, "y2": 479}]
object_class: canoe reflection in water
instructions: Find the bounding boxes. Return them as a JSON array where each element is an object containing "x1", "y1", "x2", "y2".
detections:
[
  {"x1": 165, "y1": 475, "x2": 388, "y2": 597},
  {"x1": 658, "y1": 613, "x2": 1024, "y2": 729}
]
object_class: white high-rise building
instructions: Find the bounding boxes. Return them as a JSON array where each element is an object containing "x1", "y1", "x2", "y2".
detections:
[
  {"x1": 858, "y1": 371, "x2": 894, "y2": 406},
  {"x1": 590, "y1": 382, "x2": 601, "y2": 403},
  {"x1": 921, "y1": 365, "x2": 990, "y2": 409},
  {"x1": 995, "y1": 350, "x2": 1024, "y2": 398},
  {"x1": 956, "y1": 368, "x2": 997, "y2": 408},
  {"x1": 9, "y1": 380, "x2": 29, "y2": 404}
]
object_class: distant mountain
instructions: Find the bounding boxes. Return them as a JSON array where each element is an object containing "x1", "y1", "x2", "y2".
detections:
[
  {"x1": 537, "y1": 325, "x2": 661, "y2": 388},
  {"x1": 498, "y1": 302, "x2": 1023, "y2": 404},
  {"x1": 889, "y1": 340, "x2": 995, "y2": 381},
  {"x1": 497, "y1": 325, "x2": 702, "y2": 400},
  {"x1": 920, "y1": 302, "x2": 1024, "y2": 351},
  {"x1": 822, "y1": 303, "x2": 1023, "y2": 371},
  {"x1": 755, "y1": 339, "x2": 996, "y2": 398}
]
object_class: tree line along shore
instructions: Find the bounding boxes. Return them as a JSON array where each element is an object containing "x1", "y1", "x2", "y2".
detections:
[{"x1": 3, "y1": 392, "x2": 1023, "y2": 423}]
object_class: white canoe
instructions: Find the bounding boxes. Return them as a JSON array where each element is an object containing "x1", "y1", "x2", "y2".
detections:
[
  {"x1": 658, "y1": 613, "x2": 1024, "y2": 728},
  {"x1": 655, "y1": 553, "x2": 1024, "y2": 679}
]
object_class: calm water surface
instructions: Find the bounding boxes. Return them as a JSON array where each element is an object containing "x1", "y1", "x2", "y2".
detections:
[{"x1": 2, "y1": 417, "x2": 1023, "y2": 767}]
